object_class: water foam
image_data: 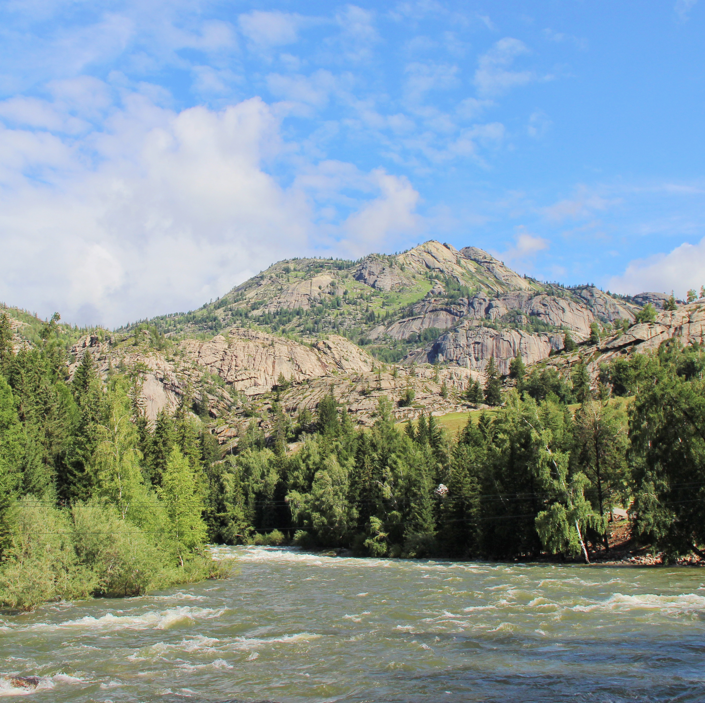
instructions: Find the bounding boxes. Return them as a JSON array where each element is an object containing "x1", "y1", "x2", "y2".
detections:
[
  {"x1": 572, "y1": 592, "x2": 705, "y2": 616},
  {"x1": 29, "y1": 606, "x2": 223, "y2": 633},
  {"x1": 230, "y1": 632, "x2": 322, "y2": 651},
  {"x1": 128, "y1": 634, "x2": 222, "y2": 661},
  {"x1": 0, "y1": 673, "x2": 85, "y2": 698}
]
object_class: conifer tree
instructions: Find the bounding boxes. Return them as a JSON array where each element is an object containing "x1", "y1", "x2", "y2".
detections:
[
  {"x1": 509, "y1": 353, "x2": 526, "y2": 381},
  {"x1": 0, "y1": 313, "x2": 13, "y2": 375},
  {"x1": 563, "y1": 332, "x2": 577, "y2": 352},
  {"x1": 317, "y1": 390, "x2": 339, "y2": 437},
  {"x1": 149, "y1": 409, "x2": 176, "y2": 485},
  {"x1": 573, "y1": 399, "x2": 629, "y2": 549},
  {"x1": 483, "y1": 357, "x2": 502, "y2": 406},
  {"x1": 589, "y1": 322, "x2": 601, "y2": 345},
  {"x1": 92, "y1": 381, "x2": 146, "y2": 520},
  {"x1": 571, "y1": 359, "x2": 591, "y2": 404},
  {"x1": 465, "y1": 378, "x2": 483, "y2": 404}
]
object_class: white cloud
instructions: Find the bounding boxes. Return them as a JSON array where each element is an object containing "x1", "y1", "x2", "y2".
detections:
[
  {"x1": 474, "y1": 38, "x2": 536, "y2": 98},
  {"x1": 499, "y1": 228, "x2": 549, "y2": 266},
  {"x1": 266, "y1": 70, "x2": 340, "y2": 110},
  {"x1": 608, "y1": 237, "x2": 705, "y2": 297},
  {"x1": 238, "y1": 10, "x2": 303, "y2": 49},
  {"x1": 675, "y1": 0, "x2": 698, "y2": 21},
  {"x1": 0, "y1": 93, "x2": 421, "y2": 327},
  {"x1": 542, "y1": 28, "x2": 587, "y2": 50},
  {"x1": 338, "y1": 169, "x2": 421, "y2": 255},
  {"x1": 527, "y1": 109, "x2": 551, "y2": 138},
  {"x1": 456, "y1": 97, "x2": 493, "y2": 120},
  {"x1": 543, "y1": 187, "x2": 619, "y2": 223},
  {"x1": 332, "y1": 5, "x2": 379, "y2": 62},
  {"x1": 404, "y1": 62, "x2": 459, "y2": 104}
]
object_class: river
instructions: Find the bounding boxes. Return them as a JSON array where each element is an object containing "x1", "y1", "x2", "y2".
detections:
[{"x1": 2, "y1": 546, "x2": 705, "y2": 702}]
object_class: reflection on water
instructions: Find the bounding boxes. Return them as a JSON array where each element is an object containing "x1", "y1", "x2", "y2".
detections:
[{"x1": 2, "y1": 546, "x2": 705, "y2": 702}]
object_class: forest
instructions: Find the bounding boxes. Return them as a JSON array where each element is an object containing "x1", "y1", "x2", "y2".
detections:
[{"x1": 1, "y1": 310, "x2": 705, "y2": 611}]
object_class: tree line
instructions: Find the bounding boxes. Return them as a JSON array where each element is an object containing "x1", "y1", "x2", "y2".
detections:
[
  {"x1": 206, "y1": 338, "x2": 705, "y2": 564},
  {"x1": 2, "y1": 308, "x2": 705, "y2": 609}
]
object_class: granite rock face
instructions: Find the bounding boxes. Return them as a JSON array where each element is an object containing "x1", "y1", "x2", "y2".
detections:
[
  {"x1": 459, "y1": 246, "x2": 533, "y2": 291},
  {"x1": 602, "y1": 303, "x2": 705, "y2": 353},
  {"x1": 632, "y1": 292, "x2": 671, "y2": 310},
  {"x1": 543, "y1": 302, "x2": 705, "y2": 389},
  {"x1": 574, "y1": 286, "x2": 636, "y2": 323},
  {"x1": 354, "y1": 256, "x2": 409, "y2": 291},
  {"x1": 416, "y1": 323, "x2": 563, "y2": 375},
  {"x1": 183, "y1": 329, "x2": 374, "y2": 396}
]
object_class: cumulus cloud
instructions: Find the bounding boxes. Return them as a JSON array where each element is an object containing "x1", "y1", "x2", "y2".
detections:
[
  {"x1": 0, "y1": 90, "x2": 421, "y2": 327},
  {"x1": 499, "y1": 228, "x2": 549, "y2": 266},
  {"x1": 474, "y1": 38, "x2": 536, "y2": 98},
  {"x1": 608, "y1": 237, "x2": 705, "y2": 298}
]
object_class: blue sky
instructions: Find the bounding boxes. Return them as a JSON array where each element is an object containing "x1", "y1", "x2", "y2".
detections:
[{"x1": 0, "y1": 0, "x2": 704, "y2": 327}]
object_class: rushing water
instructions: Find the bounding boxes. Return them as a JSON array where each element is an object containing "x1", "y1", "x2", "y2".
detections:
[{"x1": 2, "y1": 547, "x2": 705, "y2": 702}]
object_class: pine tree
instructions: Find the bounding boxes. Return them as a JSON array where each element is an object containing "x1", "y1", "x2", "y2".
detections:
[
  {"x1": 589, "y1": 323, "x2": 601, "y2": 345},
  {"x1": 0, "y1": 313, "x2": 13, "y2": 375},
  {"x1": 509, "y1": 354, "x2": 526, "y2": 381},
  {"x1": 58, "y1": 352, "x2": 103, "y2": 502},
  {"x1": 571, "y1": 360, "x2": 591, "y2": 404},
  {"x1": 573, "y1": 400, "x2": 629, "y2": 549},
  {"x1": 483, "y1": 357, "x2": 502, "y2": 406},
  {"x1": 317, "y1": 390, "x2": 339, "y2": 436},
  {"x1": 465, "y1": 378, "x2": 483, "y2": 403},
  {"x1": 149, "y1": 409, "x2": 176, "y2": 485},
  {"x1": 563, "y1": 332, "x2": 577, "y2": 352}
]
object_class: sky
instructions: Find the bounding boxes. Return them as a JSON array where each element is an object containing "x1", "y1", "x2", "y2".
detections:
[{"x1": 0, "y1": 0, "x2": 704, "y2": 328}]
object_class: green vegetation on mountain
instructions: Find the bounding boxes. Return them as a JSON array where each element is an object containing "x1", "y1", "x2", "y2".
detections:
[{"x1": 119, "y1": 241, "x2": 638, "y2": 366}]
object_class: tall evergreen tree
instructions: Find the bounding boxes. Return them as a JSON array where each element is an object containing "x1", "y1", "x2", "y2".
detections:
[
  {"x1": 571, "y1": 359, "x2": 591, "y2": 404},
  {"x1": 0, "y1": 312, "x2": 13, "y2": 375},
  {"x1": 483, "y1": 357, "x2": 502, "y2": 406},
  {"x1": 509, "y1": 353, "x2": 526, "y2": 381}
]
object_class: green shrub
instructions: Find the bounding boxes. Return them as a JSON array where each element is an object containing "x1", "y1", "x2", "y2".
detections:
[
  {"x1": 265, "y1": 529, "x2": 286, "y2": 546},
  {"x1": 0, "y1": 499, "x2": 95, "y2": 611}
]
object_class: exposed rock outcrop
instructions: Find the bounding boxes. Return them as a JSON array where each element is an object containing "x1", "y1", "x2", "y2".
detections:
[
  {"x1": 416, "y1": 323, "x2": 563, "y2": 375},
  {"x1": 182, "y1": 330, "x2": 374, "y2": 397},
  {"x1": 354, "y1": 255, "x2": 409, "y2": 291},
  {"x1": 459, "y1": 246, "x2": 533, "y2": 291},
  {"x1": 541, "y1": 302, "x2": 705, "y2": 389},
  {"x1": 632, "y1": 292, "x2": 671, "y2": 310},
  {"x1": 574, "y1": 286, "x2": 636, "y2": 323}
]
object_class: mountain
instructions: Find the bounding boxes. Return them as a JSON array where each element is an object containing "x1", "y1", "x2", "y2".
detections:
[
  {"x1": 5, "y1": 240, "x2": 685, "y2": 451},
  {"x1": 132, "y1": 240, "x2": 639, "y2": 374}
]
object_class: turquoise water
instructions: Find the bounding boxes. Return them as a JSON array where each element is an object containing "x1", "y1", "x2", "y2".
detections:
[{"x1": 2, "y1": 546, "x2": 705, "y2": 702}]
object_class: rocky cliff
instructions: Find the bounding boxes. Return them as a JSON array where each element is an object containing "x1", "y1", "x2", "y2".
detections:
[{"x1": 537, "y1": 301, "x2": 705, "y2": 387}]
